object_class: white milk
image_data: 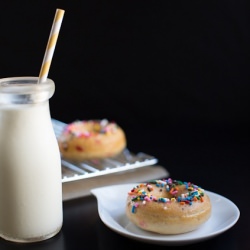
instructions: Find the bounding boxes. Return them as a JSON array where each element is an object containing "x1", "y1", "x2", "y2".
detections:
[{"x1": 0, "y1": 77, "x2": 63, "y2": 242}]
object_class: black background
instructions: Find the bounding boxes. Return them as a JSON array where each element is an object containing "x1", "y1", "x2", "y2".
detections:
[{"x1": 0, "y1": 0, "x2": 249, "y2": 173}]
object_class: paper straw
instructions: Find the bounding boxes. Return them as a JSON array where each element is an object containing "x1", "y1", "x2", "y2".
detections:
[{"x1": 38, "y1": 8, "x2": 65, "y2": 83}]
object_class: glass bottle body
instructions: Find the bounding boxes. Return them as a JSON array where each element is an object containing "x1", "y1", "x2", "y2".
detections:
[{"x1": 0, "y1": 77, "x2": 63, "y2": 243}]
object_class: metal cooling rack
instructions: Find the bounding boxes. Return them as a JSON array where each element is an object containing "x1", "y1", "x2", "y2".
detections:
[{"x1": 52, "y1": 119, "x2": 158, "y2": 183}]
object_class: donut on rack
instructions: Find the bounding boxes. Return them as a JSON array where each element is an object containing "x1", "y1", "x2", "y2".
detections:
[
  {"x1": 58, "y1": 119, "x2": 126, "y2": 161},
  {"x1": 126, "y1": 178, "x2": 212, "y2": 234}
]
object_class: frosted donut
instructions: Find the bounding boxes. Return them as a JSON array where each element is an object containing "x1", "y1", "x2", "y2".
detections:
[
  {"x1": 126, "y1": 178, "x2": 212, "y2": 234},
  {"x1": 58, "y1": 119, "x2": 126, "y2": 161}
]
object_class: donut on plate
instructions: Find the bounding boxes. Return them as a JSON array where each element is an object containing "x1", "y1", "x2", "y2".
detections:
[
  {"x1": 58, "y1": 119, "x2": 126, "y2": 161},
  {"x1": 126, "y1": 178, "x2": 212, "y2": 234}
]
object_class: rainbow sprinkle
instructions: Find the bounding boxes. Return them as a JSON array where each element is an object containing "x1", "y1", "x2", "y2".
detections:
[{"x1": 128, "y1": 178, "x2": 205, "y2": 213}]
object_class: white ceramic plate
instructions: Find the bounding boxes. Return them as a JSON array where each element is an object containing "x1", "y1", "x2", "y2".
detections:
[{"x1": 91, "y1": 183, "x2": 240, "y2": 246}]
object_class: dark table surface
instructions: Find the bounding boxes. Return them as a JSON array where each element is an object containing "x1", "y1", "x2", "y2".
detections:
[{"x1": 0, "y1": 133, "x2": 248, "y2": 250}]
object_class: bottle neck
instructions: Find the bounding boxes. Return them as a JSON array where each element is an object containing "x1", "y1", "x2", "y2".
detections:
[{"x1": 0, "y1": 77, "x2": 55, "y2": 106}]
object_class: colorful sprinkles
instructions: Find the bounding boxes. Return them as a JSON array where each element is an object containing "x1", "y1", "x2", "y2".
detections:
[
  {"x1": 59, "y1": 119, "x2": 119, "y2": 151},
  {"x1": 128, "y1": 178, "x2": 205, "y2": 213},
  {"x1": 63, "y1": 119, "x2": 118, "y2": 138}
]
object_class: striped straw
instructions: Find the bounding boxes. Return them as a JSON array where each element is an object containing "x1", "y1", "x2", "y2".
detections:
[{"x1": 38, "y1": 8, "x2": 65, "y2": 83}]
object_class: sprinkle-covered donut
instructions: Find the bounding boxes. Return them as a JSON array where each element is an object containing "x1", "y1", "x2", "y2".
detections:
[
  {"x1": 126, "y1": 178, "x2": 212, "y2": 234},
  {"x1": 58, "y1": 119, "x2": 126, "y2": 161}
]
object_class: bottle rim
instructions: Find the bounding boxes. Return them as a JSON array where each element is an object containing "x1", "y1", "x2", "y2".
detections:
[{"x1": 0, "y1": 77, "x2": 55, "y2": 105}]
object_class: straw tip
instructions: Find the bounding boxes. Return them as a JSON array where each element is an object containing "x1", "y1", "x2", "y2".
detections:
[{"x1": 56, "y1": 8, "x2": 65, "y2": 13}]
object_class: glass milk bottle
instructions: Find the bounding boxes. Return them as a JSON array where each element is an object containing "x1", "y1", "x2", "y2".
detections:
[{"x1": 0, "y1": 77, "x2": 63, "y2": 243}]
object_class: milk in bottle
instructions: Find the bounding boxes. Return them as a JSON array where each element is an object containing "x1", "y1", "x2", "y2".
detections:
[{"x1": 0, "y1": 77, "x2": 63, "y2": 243}]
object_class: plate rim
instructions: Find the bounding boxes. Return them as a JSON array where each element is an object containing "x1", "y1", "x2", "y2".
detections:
[{"x1": 91, "y1": 183, "x2": 240, "y2": 246}]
